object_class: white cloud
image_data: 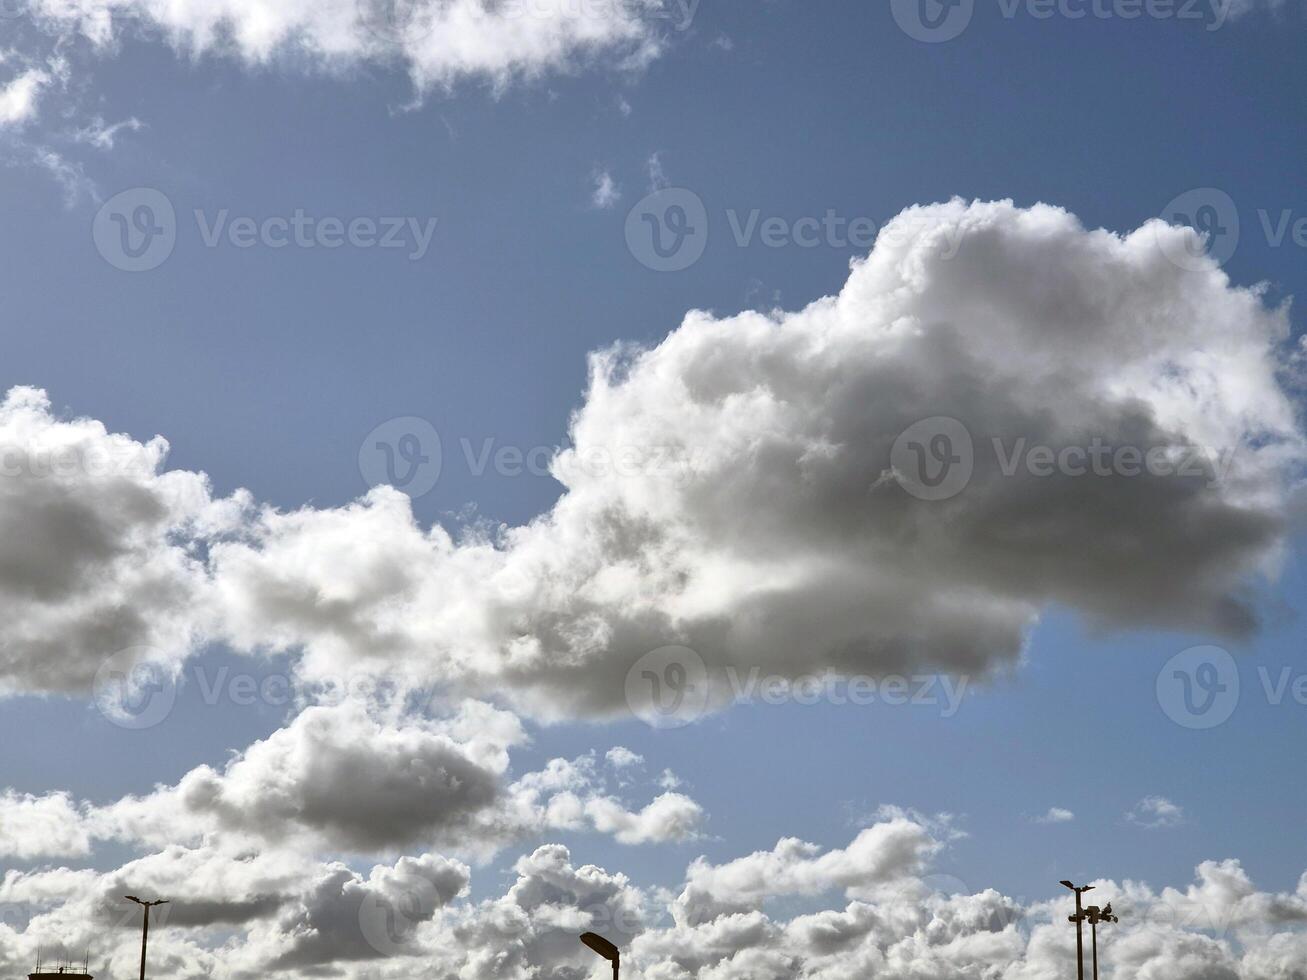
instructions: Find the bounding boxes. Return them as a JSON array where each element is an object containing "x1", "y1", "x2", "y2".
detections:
[
  {"x1": 673, "y1": 808, "x2": 950, "y2": 926},
  {"x1": 646, "y1": 150, "x2": 668, "y2": 189},
  {"x1": 0, "y1": 386, "x2": 242, "y2": 696},
  {"x1": 4, "y1": 808, "x2": 1307, "y2": 979},
  {"x1": 109, "y1": 700, "x2": 513, "y2": 852},
  {"x1": 606, "y1": 746, "x2": 644, "y2": 768},
  {"x1": 53, "y1": 700, "x2": 703, "y2": 861},
  {"x1": 0, "y1": 201, "x2": 1302, "y2": 726},
  {"x1": 591, "y1": 168, "x2": 622, "y2": 208},
  {"x1": 1225, "y1": 0, "x2": 1302, "y2": 17},
  {"x1": 24, "y1": 0, "x2": 673, "y2": 93},
  {"x1": 72, "y1": 114, "x2": 143, "y2": 149},
  {"x1": 1127, "y1": 795, "x2": 1186, "y2": 829},
  {"x1": 1035, "y1": 807, "x2": 1074, "y2": 824},
  {"x1": 585, "y1": 792, "x2": 704, "y2": 845},
  {"x1": 0, "y1": 790, "x2": 91, "y2": 859},
  {"x1": 201, "y1": 199, "x2": 1306, "y2": 721},
  {"x1": 0, "y1": 67, "x2": 49, "y2": 126},
  {"x1": 31, "y1": 146, "x2": 98, "y2": 206}
]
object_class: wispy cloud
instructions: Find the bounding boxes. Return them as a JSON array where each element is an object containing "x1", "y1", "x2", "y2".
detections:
[
  {"x1": 606, "y1": 746, "x2": 644, "y2": 768},
  {"x1": 32, "y1": 146, "x2": 98, "y2": 206},
  {"x1": 0, "y1": 66, "x2": 50, "y2": 126},
  {"x1": 646, "y1": 150, "x2": 668, "y2": 190},
  {"x1": 590, "y1": 168, "x2": 621, "y2": 209},
  {"x1": 73, "y1": 114, "x2": 143, "y2": 150},
  {"x1": 1127, "y1": 795, "x2": 1186, "y2": 829},
  {"x1": 1035, "y1": 807, "x2": 1075, "y2": 824}
]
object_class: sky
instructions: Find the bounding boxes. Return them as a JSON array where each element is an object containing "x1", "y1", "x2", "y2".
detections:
[{"x1": 1, "y1": 0, "x2": 1307, "y2": 978}]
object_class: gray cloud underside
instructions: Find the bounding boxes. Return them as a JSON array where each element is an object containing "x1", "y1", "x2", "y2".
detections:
[
  {"x1": 6, "y1": 808, "x2": 1307, "y2": 980},
  {"x1": 0, "y1": 200, "x2": 1300, "y2": 721}
]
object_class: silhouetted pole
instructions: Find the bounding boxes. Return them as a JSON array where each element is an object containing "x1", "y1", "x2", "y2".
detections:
[
  {"x1": 1086, "y1": 902, "x2": 1118, "y2": 980},
  {"x1": 1060, "y1": 880, "x2": 1094, "y2": 980},
  {"x1": 124, "y1": 895, "x2": 169, "y2": 980},
  {"x1": 1091, "y1": 911, "x2": 1097, "y2": 980},
  {"x1": 579, "y1": 931, "x2": 619, "y2": 980}
]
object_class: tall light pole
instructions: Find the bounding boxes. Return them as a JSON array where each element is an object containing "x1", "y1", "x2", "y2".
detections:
[
  {"x1": 580, "y1": 931, "x2": 619, "y2": 980},
  {"x1": 1086, "y1": 902, "x2": 1119, "y2": 980},
  {"x1": 1060, "y1": 880, "x2": 1094, "y2": 980},
  {"x1": 124, "y1": 895, "x2": 168, "y2": 980}
]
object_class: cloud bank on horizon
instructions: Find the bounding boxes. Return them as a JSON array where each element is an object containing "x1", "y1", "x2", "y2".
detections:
[
  {"x1": 5, "y1": 804, "x2": 1307, "y2": 979},
  {"x1": 0, "y1": 198, "x2": 1301, "y2": 719}
]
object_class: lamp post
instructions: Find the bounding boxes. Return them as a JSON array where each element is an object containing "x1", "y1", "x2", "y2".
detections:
[
  {"x1": 124, "y1": 896, "x2": 169, "y2": 980},
  {"x1": 580, "y1": 931, "x2": 620, "y2": 980},
  {"x1": 1060, "y1": 880, "x2": 1094, "y2": 980},
  {"x1": 1086, "y1": 902, "x2": 1118, "y2": 980}
]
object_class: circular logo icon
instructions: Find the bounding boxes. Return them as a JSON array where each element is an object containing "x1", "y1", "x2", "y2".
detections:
[
  {"x1": 93, "y1": 188, "x2": 176, "y2": 272},
  {"x1": 356, "y1": 0, "x2": 434, "y2": 44},
  {"x1": 624, "y1": 188, "x2": 709, "y2": 272},
  {"x1": 359, "y1": 874, "x2": 441, "y2": 955},
  {"x1": 891, "y1": 0, "x2": 975, "y2": 42},
  {"x1": 625, "y1": 646, "x2": 710, "y2": 728},
  {"x1": 1133, "y1": 896, "x2": 1181, "y2": 938},
  {"x1": 92, "y1": 647, "x2": 178, "y2": 730},
  {"x1": 1156, "y1": 645, "x2": 1239, "y2": 730},
  {"x1": 358, "y1": 417, "x2": 442, "y2": 498},
  {"x1": 1156, "y1": 188, "x2": 1240, "y2": 271},
  {"x1": 890, "y1": 416, "x2": 974, "y2": 501}
]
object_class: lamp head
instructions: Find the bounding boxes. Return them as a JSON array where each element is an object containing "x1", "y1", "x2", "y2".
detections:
[{"x1": 579, "y1": 933, "x2": 619, "y2": 963}]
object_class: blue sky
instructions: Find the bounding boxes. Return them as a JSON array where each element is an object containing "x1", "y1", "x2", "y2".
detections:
[{"x1": 2, "y1": 1, "x2": 1307, "y2": 978}]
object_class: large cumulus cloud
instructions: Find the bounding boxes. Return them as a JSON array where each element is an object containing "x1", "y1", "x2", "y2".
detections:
[
  {"x1": 14, "y1": 700, "x2": 703, "y2": 861},
  {"x1": 0, "y1": 386, "x2": 240, "y2": 695},
  {"x1": 0, "y1": 200, "x2": 1301, "y2": 720},
  {"x1": 207, "y1": 199, "x2": 1306, "y2": 718}
]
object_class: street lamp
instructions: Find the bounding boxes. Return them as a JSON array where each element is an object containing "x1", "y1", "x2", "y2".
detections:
[
  {"x1": 1085, "y1": 902, "x2": 1119, "y2": 980},
  {"x1": 579, "y1": 931, "x2": 620, "y2": 980},
  {"x1": 124, "y1": 896, "x2": 169, "y2": 980},
  {"x1": 1060, "y1": 880, "x2": 1094, "y2": 980}
]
